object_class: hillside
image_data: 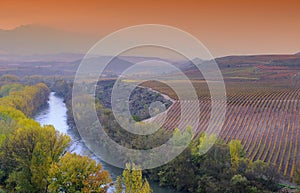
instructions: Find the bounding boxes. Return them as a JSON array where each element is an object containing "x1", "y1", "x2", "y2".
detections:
[
  {"x1": 181, "y1": 54, "x2": 300, "y2": 82},
  {"x1": 140, "y1": 54, "x2": 300, "y2": 180}
]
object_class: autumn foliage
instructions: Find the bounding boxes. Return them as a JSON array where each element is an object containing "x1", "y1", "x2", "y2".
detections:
[{"x1": 0, "y1": 83, "x2": 111, "y2": 192}]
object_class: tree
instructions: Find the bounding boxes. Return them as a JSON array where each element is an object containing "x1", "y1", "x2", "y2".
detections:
[
  {"x1": 0, "y1": 83, "x2": 50, "y2": 117},
  {"x1": 197, "y1": 132, "x2": 216, "y2": 155},
  {"x1": 140, "y1": 180, "x2": 151, "y2": 193},
  {"x1": 117, "y1": 163, "x2": 152, "y2": 193},
  {"x1": 2, "y1": 124, "x2": 70, "y2": 193},
  {"x1": 246, "y1": 160, "x2": 279, "y2": 191},
  {"x1": 169, "y1": 126, "x2": 194, "y2": 147},
  {"x1": 52, "y1": 79, "x2": 70, "y2": 98},
  {"x1": 0, "y1": 74, "x2": 19, "y2": 83},
  {"x1": 114, "y1": 176, "x2": 123, "y2": 193},
  {"x1": 231, "y1": 174, "x2": 249, "y2": 193},
  {"x1": 0, "y1": 83, "x2": 24, "y2": 97},
  {"x1": 229, "y1": 140, "x2": 244, "y2": 171},
  {"x1": 0, "y1": 83, "x2": 52, "y2": 191},
  {"x1": 48, "y1": 152, "x2": 111, "y2": 193}
]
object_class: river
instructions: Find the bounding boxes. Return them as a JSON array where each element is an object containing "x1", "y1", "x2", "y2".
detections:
[{"x1": 33, "y1": 92, "x2": 180, "y2": 193}]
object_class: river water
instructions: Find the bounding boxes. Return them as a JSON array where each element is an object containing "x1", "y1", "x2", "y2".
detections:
[{"x1": 34, "y1": 92, "x2": 179, "y2": 193}]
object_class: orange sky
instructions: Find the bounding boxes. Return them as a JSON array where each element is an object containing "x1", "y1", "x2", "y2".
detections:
[{"x1": 0, "y1": 0, "x2": 300, "y2": 56}]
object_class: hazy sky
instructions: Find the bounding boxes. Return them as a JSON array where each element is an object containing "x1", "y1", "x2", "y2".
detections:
[{"x1": 0, "y1": 0, "x2": 299, "y2": 57}]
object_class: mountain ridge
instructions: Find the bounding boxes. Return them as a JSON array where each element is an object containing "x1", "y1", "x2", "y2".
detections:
[{"x1": 0, "y1": 24, "x2": 97, "y2": 55}]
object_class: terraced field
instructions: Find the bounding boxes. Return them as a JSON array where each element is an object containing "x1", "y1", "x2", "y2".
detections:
[{"x1": 147, "y1": 86, "x2": 300, "y2": 180}]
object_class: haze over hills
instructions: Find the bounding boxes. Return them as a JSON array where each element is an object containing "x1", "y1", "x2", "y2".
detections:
[
  {"x1": 0, "y1": 24, "x2": 299, "y2": 82},
  {"x1": 1, "y1": 24, "x2": 299, "y2": 58},
  {"x1": 0, "y1": 51, "x2": 195, "y2": 78},
  {"x1": 0, "y1": 52, "x2": 299, "y2": 84},
  {"x1": 164, "y1": 54, "x2": 300, "y2": 82},
  {"x1": 0, "y1": 53, "x2": 86, "y2": 63},
  {"x1": 0, "y1": 25, "x2": 97, "y2": 55}
]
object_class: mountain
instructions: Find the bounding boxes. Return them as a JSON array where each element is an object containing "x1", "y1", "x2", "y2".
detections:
[
  {"x1": 77, "y1": 56, "x2": 134, "y2": 76},
  {"x1": 181, "y1": 54, "x2": 300, "y2": 81},
  {"x1": 0, "y1": 53, "x2": 85, "y2": 63},
  {"x1": 0, "y1": 25, "x2": 97, "y2": 55},
  {"x1": 0, "y1": 52, "x2": 194, "y2": 78},
  {"x1": 73, "y1": 56, "x2": 184, "y2": 77},
  {"x1": 0, "y1": 53, "x2": 136, "y2": 78},
  {"x1": 214, "y1": 54, "x2": 300, "y2": 68}
]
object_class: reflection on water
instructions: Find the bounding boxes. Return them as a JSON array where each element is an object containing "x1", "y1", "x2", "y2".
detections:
[
  {"x1": 34, "y1": 92, "x2": 180, "y2": 193},
  {"x1": 34, "y1": 92, "x2": 68, "y2": 133}
]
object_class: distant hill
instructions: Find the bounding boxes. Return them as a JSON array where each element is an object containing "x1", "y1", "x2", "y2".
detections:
[
  {"x1": 0, "y1": 53, "x2": 85, "y2": 63},
  {"x1": 180, "y1": 54, "x2": 300, "y2": 81},
  {"x1": 0, "y1": 52, "x2": 299, "y2": 81},
  {"x1": 0, "y1": 54, "x2": 135, "y2": 78},
  {"x1": 79, "y1": 56, "x2": 134, "y2": 75},
  {"x1": 214, "y1": 54, "x2": 300, "y2": 67},
  {"x1": 0, "y1": 25, "x2": 97, "y2": 55}
]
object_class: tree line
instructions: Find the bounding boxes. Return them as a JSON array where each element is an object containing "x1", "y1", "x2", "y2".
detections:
[{"x1": 0, "y1": 83, "x2": 112, "y2": 193}]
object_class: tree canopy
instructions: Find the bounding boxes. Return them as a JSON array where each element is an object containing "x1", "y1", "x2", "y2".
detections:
[{"x1": 48, "y1": 152, "x2": 111, "y2": 193}]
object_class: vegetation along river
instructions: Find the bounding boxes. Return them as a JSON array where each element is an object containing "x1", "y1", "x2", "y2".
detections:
[{"x1": 33, "y1": 92, "x2": 180, "y2": 193}]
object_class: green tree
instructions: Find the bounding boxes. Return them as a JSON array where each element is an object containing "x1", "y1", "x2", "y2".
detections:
[
  {"x1": 0, "y1": 83, "x2": 24, "y2": 97},
  {"x1": 146, "y1": 134, "x2": 280, "y2": 193},
  {"x1": 231, "y1": 174, "x2": 249, "y2": 193},
  {"x1": 52, "y1": 79, "x2": 70, "y2": 98},
  {"x1": 3, "y1": 124, "x2": 70, "y2": 192},
  {"x1": 0, "y1": 74, "x2": 19, "y2": 83},
  {"x1": 169, "y1": 126, "x2": 194, "y2": 147},
  {"x1": 114, "y1": 176, "x2": 123, "y2": 193},
  {"x1": 0, "y1": 83, "x2": 50, "y2": 117},
  {"x1": 118, "y1": 163, "x2": 152, "y2": 193},
  {"x1": 48, "y1": 152, "x2": 111, "y2": 193},
  {"x1": 197, "y1": 132, "x2": 216, "y2": 155},
  {"x1": 245, "y1": 160, "x2": 279, "y2": 191},
  {"x1": 229, "y1": 140, "x2": 244, "y2": 171}
]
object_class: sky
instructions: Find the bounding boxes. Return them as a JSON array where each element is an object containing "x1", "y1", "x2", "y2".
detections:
[{"x1": 0, "y1": 0, "x2": 299, "y2": 57}]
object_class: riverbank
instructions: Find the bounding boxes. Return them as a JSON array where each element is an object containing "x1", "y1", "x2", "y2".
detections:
[{"x1": 34, "y1": 92, "x2": 181, "y2": 193}]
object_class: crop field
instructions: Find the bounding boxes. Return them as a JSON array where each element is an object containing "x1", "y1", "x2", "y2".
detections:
[{"x1": 145, "y1": 80, "x2": 300, "y2": 180}]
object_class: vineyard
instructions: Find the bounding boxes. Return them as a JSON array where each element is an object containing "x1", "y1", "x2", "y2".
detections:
[{"x1": 145, "y1": 83, "x2": 300, "y2": 180}]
